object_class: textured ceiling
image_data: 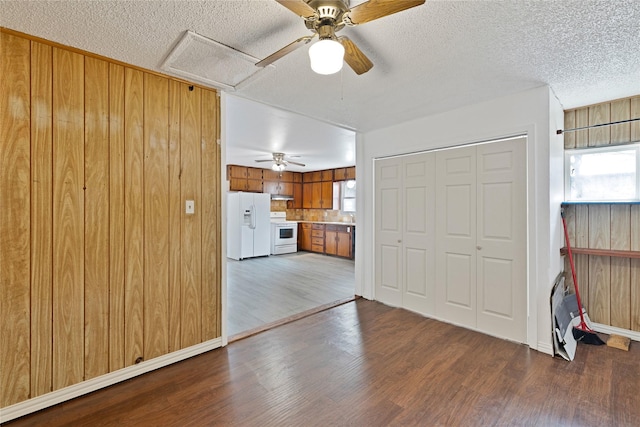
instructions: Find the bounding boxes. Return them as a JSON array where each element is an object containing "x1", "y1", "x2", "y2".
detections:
[{"x1": 2, "y1": 0, "x2": 639, "y2": 168}]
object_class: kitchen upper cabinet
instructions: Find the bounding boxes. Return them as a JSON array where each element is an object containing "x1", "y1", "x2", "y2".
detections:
[
  {"x1": 303, "y1": 180, "x2": 333, "y2": 209},
  {"x1": 227, "y1": 165, "x2": 263, "y2": 192},
  {"x1": 288, "y1": 183, "x2": 303, "y2": 209},
  {"x1": 334, "y1": 166, "x2": 355, "y2": 181},
  {"x1": 263, "y1": 170, "x2": 293, "y2": 182},
  {"x1": 263, "y1": 181, "x2": 293, "y2": 196},
  {"x1": 325, "y1": 224, "x2": 353, "y2": 258}
]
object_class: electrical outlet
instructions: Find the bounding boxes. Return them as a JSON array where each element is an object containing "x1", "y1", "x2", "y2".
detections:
[{"x1": 185, "y1": 200, "x2": 195, "y2": 214}]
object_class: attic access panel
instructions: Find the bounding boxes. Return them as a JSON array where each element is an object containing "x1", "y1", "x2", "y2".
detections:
[{"x1": 161, "y1": 30, "x2": 273, "y2": 91}]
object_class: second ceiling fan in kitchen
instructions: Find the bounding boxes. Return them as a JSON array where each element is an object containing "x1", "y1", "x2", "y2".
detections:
[
  {"x1": 256, "y1": 0, "x2": 425, "y2": 75},
  {"x1": 255, "y1": 152, "x2": 306, "y2": 172}
]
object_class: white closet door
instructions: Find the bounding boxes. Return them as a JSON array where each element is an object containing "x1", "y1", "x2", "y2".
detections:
[
  {"x1": 402, "y1": 153, "x2": 436, "y2": 315},
  {"x1": 476, "y1": 137, "x2": 527, "y2": 342},
  {"x1": 435, "y1": 146, "x2": 477, "y2": 328},
  {"x1": 375, "y1": 158, "x2": 403, "y2": 306}
]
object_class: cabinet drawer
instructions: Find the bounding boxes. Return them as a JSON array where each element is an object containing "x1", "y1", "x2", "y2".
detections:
[
  {"x1": 311, "y1": 244, "x2": 324, "y2": 253},
  {"x1": 311, "y1": 230, "x2": 324, "y2": 238},
  {"x1": 311, "y1": 237, "x2": 324, "y2": 246},
  {"x1": 311, "y1": 223, "x2": 325, "y2": 230},
  {"x1": 300, "y1": 223, "x2": 312, "y2": 230}
]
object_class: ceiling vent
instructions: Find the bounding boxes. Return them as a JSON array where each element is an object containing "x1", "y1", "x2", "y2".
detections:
[{"x1": 161, "y1": 31, "x2": 273, "y2": 91}]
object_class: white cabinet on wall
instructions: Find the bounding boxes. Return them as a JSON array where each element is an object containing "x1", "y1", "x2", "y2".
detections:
[
  {"x1": 375, "y1": 136, "x2": 527, "y2": 343},
  {"x1": 375, "y1": 152, "x2": 436, "y2": 315}
]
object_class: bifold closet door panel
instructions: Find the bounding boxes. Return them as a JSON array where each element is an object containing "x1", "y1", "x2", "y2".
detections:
[
  {"x1": 402, "y1": 153, "x2": 436, "y2": 316},
  {"x1": 375, "y1": 158, "x2": 403, "y2": 307},
  {"x1": 475, "y1": 137, "x2": 527, "y2": 343},
  {"x1": 435, "y1": 146, "x2": 477, "y2": 328}
]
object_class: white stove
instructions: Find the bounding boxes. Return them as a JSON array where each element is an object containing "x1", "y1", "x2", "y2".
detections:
[{"x1": 270, "y1": 212, "x2": 298, "y2": 255}]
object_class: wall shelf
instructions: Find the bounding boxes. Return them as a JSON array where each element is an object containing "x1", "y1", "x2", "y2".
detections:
[{"x1": 560, "y1": 247, "x2": 640, "y2": 259}]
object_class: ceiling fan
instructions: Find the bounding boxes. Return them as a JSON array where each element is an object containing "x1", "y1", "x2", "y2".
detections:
[
  {"x1": 255, "y1": 152, "x2": 306, "y2": 171},
  {"x1": 256, "y1": 0, "x2": 425, "y2": 75}
]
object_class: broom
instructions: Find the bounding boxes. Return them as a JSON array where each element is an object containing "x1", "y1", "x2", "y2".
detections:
[{"x1": 560, "y1": 208, "x2": 605, "y2": 345}]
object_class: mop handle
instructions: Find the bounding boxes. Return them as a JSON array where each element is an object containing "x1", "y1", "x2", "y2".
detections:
[{"x1": 560, "y1": 208, "x2": 588, "y2": 326}]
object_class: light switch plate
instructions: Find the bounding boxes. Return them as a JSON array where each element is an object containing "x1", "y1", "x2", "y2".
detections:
[{"x1": 186, "y1": 200, "x2": 195, "y2": 214}]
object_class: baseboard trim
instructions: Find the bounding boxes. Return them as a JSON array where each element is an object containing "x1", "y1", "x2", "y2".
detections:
[
  {"x1": 536, "y1": 341, "x2": 554, "y2": 356},
  {"x1": 593, "y1": 323, "x2": 640, "y2": 342},
  {"x1": 0, "y1": 338, "x2": 223, "y2": 424}
]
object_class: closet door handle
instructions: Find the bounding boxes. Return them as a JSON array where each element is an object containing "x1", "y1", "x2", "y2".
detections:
[
  {"x1": 477, "y1": 246, "x2": 482, "y2": 250},
  {"x1": 398, "y1": 239, "x2": 402, "y2": 243}
]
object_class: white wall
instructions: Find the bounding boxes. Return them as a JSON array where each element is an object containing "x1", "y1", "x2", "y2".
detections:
[{"x1": 355, "y1": 86, "x2": 565, "y2": 354}]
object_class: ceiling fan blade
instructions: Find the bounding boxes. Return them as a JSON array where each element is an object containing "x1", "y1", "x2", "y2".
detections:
[
  {"x1": 255, "y1": 35, "x2": 314, "y2": 67},
  {"x1": 255, "y1": 159, "x2": 274, "y2": 163},
  {"x1": 339, "y1": 37, "x2": 373, "y2": 75},
  {"x1": 286, "y1": 160, "x2": 306, "y2": 167},
  {"x1": 347, "y1": 0, "x2": 426, "y2": 25},
  {"x1": 275, "y1": 0, "x2": 317, "y2": 19}
]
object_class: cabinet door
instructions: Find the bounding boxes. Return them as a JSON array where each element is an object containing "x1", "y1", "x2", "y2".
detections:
[
  {"x1": 228, "y1": 165, "x2": 247, "y2": 179},
  {"x1": 345, "y1": 167, "x2": 356, "y2": 180},
  {"x1": 311, "y1": 182, "x2": 322, "y2": 208},
  {"x1": 292, "y1": 172, "x2": 302, "y2": 183},
  {"x1": 325, "y1": 230, "x2": 337, "y2": 255},
  {"x1": 336, "y1": 231, "x2": 352, "y2": 258},
  {"x1": 334, "y1": 168, "x2": 346, "y2": 181},
  {"x1": 302, "y1": 183, "x2": 313, "y2": 208},
  {"x1": 263, "y1": 181, "x2": 278, "y2": 195},
  {"x1": 321, "y1": 170, "x2": 334, "y2": 181},
  {"x1": 298, "y1": 224, "x2": 312, "y2": 251},
  {"x1": 247, "y1": 167, "x2": 263, "y2": 180},
  {"x1": 246, "y1": 179, "x2": 263, "y2": 193},
  {"x1": 229, "y1": 178, "x2": 247, "y2": 191},
  {"x1": 288, "y1": 183, "x2": 303, "y2": 209},
  {"x1": 320, "y1": 181, "x2": 333, "y2": 208}
]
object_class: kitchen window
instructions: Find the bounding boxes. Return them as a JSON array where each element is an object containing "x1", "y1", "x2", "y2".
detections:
[
  {"x1": 332, "y1": 180, "x2": 356, "y2": 212},
  {"x1": 565, "y1": 143, "x2": 640, "y2": 201}
]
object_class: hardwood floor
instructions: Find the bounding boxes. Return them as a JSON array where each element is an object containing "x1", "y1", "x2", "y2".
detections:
[
  {"x1": 227, "y1": 251, "x2": 355, "y2": 336},
  {"x1": 7, "y1": 299, "x2": 639, "y2": 426}
]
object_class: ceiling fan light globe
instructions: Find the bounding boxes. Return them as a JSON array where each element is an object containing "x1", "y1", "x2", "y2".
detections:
[
  {"x1": 272, "y1": 163, "x2": 285, "y2": 172},
  {"x1": 309, "y1": 39, "x2": 344, "y2": 75}
]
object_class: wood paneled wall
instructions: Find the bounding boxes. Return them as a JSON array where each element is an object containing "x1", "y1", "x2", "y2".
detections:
[
  {"x1": 564, "y1": 95, "x2": 640, "y2": 149},
  {"x1": 563, "y1": 95, "x2": 640, "y2": 333},
  {"x1": 0, "y1": 30, "x2": 222, "y2": 408}
]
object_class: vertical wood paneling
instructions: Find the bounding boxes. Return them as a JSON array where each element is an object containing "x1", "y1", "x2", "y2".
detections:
[
  {"x1": 143, "y1": 73, "x2": 170, "y2": 359},
  {"x1": 30, "y1": 40, "x2": 53, "y2": 398},
  {"x1": 631, "y1": 206, "x2": 640, "y2": 331},
  {"x1": 631, "y1": 97, "x2": 640, "y2": 142},
  {"x1": 1, "y1": 30, "x2": 222, "y2": 408},
  {"x1": 109, "y1": 63, "x2": 126, "y2": 371},
  {"x1": 610, "y1": 205, "x2": 630, "y2": 329},
  {"x1": 201, "y1": 89, "x2": 220, "y2": 341},
  {"x1": 180, "y1": 84, "x2": 203, "y2": 348},
  {"x1": 575, "y1": 205, "x2": 590, "y2": 310},
  {"x1": 215, "y1": 92, "x2": 222, "y2": 337},
  {"x1": 610, "y1": 99, "x2": 630, "y2": 144},
  {"x1": 588, "y1": 103, "x2": 610, "y2": 146},
  {"x1": 84, "y1": 56, "x2": 110, "y2": 380},
  {"x1": 0, "y1": 32, "x2": 32, "y2": 407},
  {"x1": 587, "y1": 205, "x2": 610, "y2": 323},
  {"x1": 124, "y1": 68, "x2": 145, "y2": 366},
  {"x1": 563, "y1": 110, "x2": 575, "y2": 149},
  {"x1": 52, "y1": 47, "x2": 85, "y2": 390},
  {"x1": 168, "y1": 80, "x2": 182, "y2": 351},
  {"x1": 588, "y1": 205, "x2": 610, "y2": 250},
  {"x1": 575, "y1": 107, "x2": 589, "y2": 148}
]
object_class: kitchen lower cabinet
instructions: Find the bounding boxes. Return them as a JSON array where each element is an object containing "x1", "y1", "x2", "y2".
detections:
[
  {"x1": 311, "y1": 224, "x2": 325, "y2": 253},
  {"x1": 325, "y1": 224, "x2": 353, "y2": 258},
  {"x1": 299, "y1": 223, "x2": 312, "y2": 251}
]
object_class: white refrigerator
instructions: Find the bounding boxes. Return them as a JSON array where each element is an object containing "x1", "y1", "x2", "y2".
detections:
[{"x1": 227, "y1": 192, "x2": 271, "y2": 260}]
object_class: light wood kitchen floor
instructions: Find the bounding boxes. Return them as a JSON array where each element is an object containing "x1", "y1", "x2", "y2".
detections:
[{"x1": 227, "y1": 251, "x2": 355, "y2": 337}]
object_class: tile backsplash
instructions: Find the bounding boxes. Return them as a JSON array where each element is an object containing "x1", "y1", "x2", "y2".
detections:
[{"x1": 270, "y1": 201, "x2": 355, "y2": 223}]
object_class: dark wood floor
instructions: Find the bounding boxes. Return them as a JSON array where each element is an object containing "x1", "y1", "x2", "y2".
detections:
[{"x1": 6, "y1": 299, "x2": 639, "y2": 426}]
